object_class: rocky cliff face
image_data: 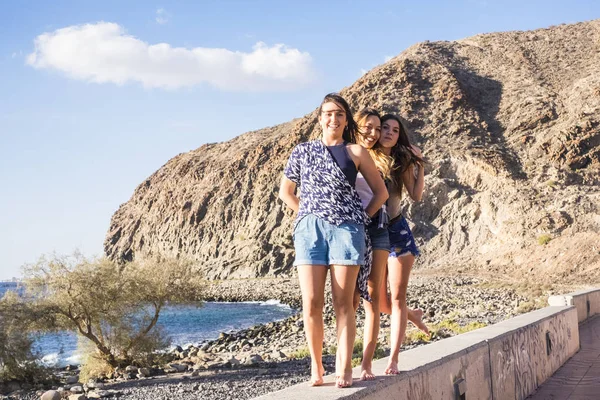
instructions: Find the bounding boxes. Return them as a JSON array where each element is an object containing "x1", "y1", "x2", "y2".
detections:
[{"x1": 105, "y1": 20, "x2": 600, "y2": 283}]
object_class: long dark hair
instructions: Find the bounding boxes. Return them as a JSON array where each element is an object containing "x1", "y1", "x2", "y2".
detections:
[
  {"x1": 380, "y1": 114, "x2": 425, "y2": 190},
  {"x1": 318, "y1": 93, "x2": 358, "y2": 143}
]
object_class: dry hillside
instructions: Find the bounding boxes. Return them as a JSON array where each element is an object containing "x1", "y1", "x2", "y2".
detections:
[{"x1": 104, "y1": 20, "x2": 600, "y2": 285}]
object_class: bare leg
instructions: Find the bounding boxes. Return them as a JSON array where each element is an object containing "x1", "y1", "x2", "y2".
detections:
[
  {"x1": 379, "y1": 266, "x2": 428, "y2": 335},
  {"x1": 331, "y1": 265, "x2": 359, "y2": 388},
  {"x1": 385, "y1": 254, "x2": 414, "y2": 375},
  {"x1": 338, "y1": 286, "x2": 360, "y2": 380},
  {"x1": 297, "y1": 265, "x2": 328, "y2": 386},
  {"x1": 360, "y1": 249, "x2": 388, "y2": 380},
  {"x1": 378, "y1": 266, "x2": 391, "y2": 314}
]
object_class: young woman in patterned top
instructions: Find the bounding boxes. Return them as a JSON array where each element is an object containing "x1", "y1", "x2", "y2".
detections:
[{"x1": 279, "y1": 93, "x2": 387, "y2": 388}]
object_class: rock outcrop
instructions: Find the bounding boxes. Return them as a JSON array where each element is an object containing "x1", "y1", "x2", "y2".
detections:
[{"x1": 105, "y1": 20, "x2": 600, "y2": 283}]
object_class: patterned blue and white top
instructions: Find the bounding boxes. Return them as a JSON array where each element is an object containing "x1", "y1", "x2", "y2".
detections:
[
  {"x1": 284, "y1": 140, "x2": 370, "y2": 227},
  {"x1": 283, "y1": 140, "x2": 373, "y2": 301}
]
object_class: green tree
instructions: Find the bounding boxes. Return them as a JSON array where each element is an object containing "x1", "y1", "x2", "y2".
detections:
[{"x1": 22, "y1": 253, "x2": 204, "y2": 370}]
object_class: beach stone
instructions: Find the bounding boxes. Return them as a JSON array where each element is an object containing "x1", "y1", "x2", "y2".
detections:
[
  {"x1": 244, "y1": 354, "x2": 263, "y2": 365},
  {"x1": 206, "y1": 361, "x2": 225, "y2": 370},
  {"x1": 271, "y1": 350, "x2": 286, "y2": 359},
  {"x1": 125, "y1": 365, "x2": 138, "y2": 373},
  {"x1": 65, "y1": 376, "x2": 79, "y2": 384},
  {"x1": 138, "y1": 367, "x2": 151, "y2": 377},
  {"x1": 40, "y1": 390, "x2": 61, "y2": 400},
  {"x1": 68, "y1": 395, "x2": 86, "y2": 400},
  {"x1": 168, "y1": 363, "x2": 188, "y2": 372},
  {"x1": 70, "y1": 386, "x2": 84, "y2": 394},
  {"x1": 173, "y1": 345, "x2": 184, "y2": 353},
  {"x1": 227, "y1": 356, "x2": 240, "y2": 366}
]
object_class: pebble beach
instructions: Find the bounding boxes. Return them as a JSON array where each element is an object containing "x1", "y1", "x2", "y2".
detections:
[{"x1": 7, "y1": 274, "x2": 559, "y2": 400}]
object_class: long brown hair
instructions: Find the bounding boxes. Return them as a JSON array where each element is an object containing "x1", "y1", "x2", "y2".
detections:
[
  {"x1": 318, "y1": 93, "x2": 358, "y2": 143},
  {"x1": 378, "y1": 114, "x2": 425, "y2": 191},
  {"x1": 353, "y1": 108, "x2": 393, "y2": 178}
]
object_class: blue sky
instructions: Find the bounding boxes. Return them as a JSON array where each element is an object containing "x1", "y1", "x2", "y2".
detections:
[{"x1": 0, "y1": 0, "x2": 598, "y2": 280}]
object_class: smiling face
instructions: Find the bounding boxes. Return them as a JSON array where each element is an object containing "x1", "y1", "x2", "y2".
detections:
[
  {"x1": 357, "y1": 115, "x2": 381, "y2": 149},
  {"x1": 379, "y1": 118, "x2": 400, "y2": 149},
  {"x1": 318, "y1": 101, "x2": 347, "y2": 138}
]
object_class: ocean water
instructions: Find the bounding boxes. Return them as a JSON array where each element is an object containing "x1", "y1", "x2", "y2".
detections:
[{"x1": 0, "y1": 282, "x2": 295, "y2": 367}]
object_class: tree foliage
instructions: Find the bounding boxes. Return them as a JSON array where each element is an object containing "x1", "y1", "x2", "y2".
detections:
[
  {"x1": 22, "y1": 253, "x2": 204, "y2": 369},
  {"x1": 0, "y1": 291, "x2": 51, "y2": 383}
]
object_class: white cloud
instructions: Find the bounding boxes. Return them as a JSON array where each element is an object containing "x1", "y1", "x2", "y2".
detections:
[
  {"x1": 11, "y1": 52, "x2": 17, "y2": 58},
  {"x1": 26, "y1": 22, "x2": 315, "y2": 91},
  {"x1": 155, "y1": 8, "x2": 169, "y2": 25},
  {"x1": 360, "y1": 68, "x2": 368, "y2": 76}
]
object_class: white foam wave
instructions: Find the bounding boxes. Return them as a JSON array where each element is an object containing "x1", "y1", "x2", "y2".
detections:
[
  {"x1": 40, "y1": 351, "x2": 81, "y2": 368},
  {"x1": 40, "y1": 352, "x2": 60, "y2": 367},
  {"x1": 204, "y1": 300, "x2": 292, "y2": 309},
  {"x1": 64, "y1": 353, "x2": 82, "y2": 366},
  {"x1": 259, "y1": 299, "x2": 292, "y2": 310}
]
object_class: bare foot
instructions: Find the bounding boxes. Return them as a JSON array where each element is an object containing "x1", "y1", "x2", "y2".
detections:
[
  {"x1": 336, "y1": 370, "x2": 353, "y2": 388},
  {"x1": 384, "y1": 358, "x2": 399, "y2": 375},
  {"x1": 310, "y1": 362, "x2": 325, "y2": 386},
  {"x1": 412, "y1": 309, "x2": 430, "y2": 336},
  {"x1": 360, "y1": 359, "x2": 375, "y2": 380}
]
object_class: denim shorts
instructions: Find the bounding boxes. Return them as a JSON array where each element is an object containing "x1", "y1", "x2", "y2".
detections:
[
  {"x1": 293, "y1": 214, "x2": 365, "y2": 266},
  {"x1": 367, "y1": 221, "x2": 390, "y2": 252},
  {"x1": 388, "y1": 216, "x2": 420, "y2": 258}
]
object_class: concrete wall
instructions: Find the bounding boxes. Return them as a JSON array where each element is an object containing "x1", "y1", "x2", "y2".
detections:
[
  {"x1": 549, "y1": 288, "x2": 600, "y2": 323},
  {"x1": 255, "y1": 305, "x2": 580, "y2": 400},
  {"x1": 486, "y1": 307, "x2": 579, "y2": 400}
]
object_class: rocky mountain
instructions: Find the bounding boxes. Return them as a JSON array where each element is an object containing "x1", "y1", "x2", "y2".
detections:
[{"x1": 105, "y1": 20, "x2": 600, "y2": 284}]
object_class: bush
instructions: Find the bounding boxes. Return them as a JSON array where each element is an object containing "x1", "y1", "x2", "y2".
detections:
[
  {"x1": 404, "y1": 329, "x2": 431, "y2": 344},
  {"x1": 429, "y1": 319, "x2": 487, "y2": 337},
  {"x1": 0, "y1": 291, "x2": 52, "y2": 384},
  {"x1": 288, "y1": 347, "x2": 310, "y2": 360},
  {"x1": 22, "y1": 253, "x2": 205, "y2": 372},
  {"x1": 78, "y1": 338, "x2": 113, "y2": 383},
  {"x1": 537, "y1": 234, "x2": 552, "y2": 245}
]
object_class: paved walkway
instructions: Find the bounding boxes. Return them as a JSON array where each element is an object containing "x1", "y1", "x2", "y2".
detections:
[{"x1": 528, "y1": 314, "x2": 600, "y2": 400}]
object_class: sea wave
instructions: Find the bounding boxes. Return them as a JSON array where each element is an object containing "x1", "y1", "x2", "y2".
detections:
[
  {"x1": 40, "y1": 351, "x2": 82, "y2": 368},
  {"x1": 204, "y1": 299, "x2": 293, "y2": 310}
]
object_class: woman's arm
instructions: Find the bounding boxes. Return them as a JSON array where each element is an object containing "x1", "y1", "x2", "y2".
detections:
[
  {"x1": 278, "y1": 176, "x2": 299, "y2": 213},
  {"x1": 349, "y1": 145, "x2": 388, "y2": 216},
  {"x1": 402, "y1": 145, "x2": 425, "y2": 202}
]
